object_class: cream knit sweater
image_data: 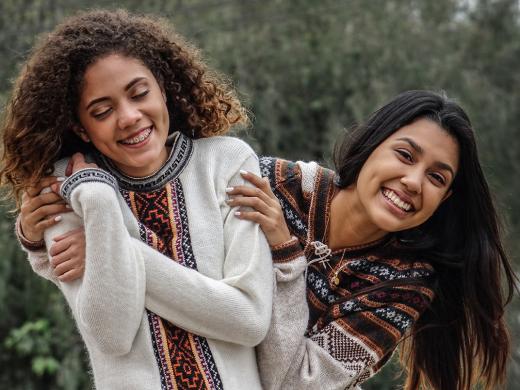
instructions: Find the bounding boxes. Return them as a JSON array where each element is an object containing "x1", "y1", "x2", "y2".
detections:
[{"x1": 23, "y1": 134, "x2": 273, "y2": 389}]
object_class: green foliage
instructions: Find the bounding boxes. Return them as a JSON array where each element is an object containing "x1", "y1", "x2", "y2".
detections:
[{"x1": 0, "y1": 0, "x2": 519, "y2": 388}]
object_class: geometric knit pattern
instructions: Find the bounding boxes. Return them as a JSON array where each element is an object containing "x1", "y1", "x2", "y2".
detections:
[
  {"x1": 260, "y1": 156, "x2": 436, "y2": 380},
  {"x1": 311, "y1": 321, "x2": 376, "y2": 388},
  {"x1": 122, "y1": 179, "x2": 223, "y2": 390}
]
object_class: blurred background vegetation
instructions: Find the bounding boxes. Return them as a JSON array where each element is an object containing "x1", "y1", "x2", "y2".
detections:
[{"x1": 0, "y1": 0, "x2": 519, "y2": 388}]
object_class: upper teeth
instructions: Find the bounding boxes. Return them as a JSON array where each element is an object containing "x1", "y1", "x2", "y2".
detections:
[
  {"x1": 121, "y1": 128, "x2": 152, "y2": 145},
  {"x1": 383, "y1": 189, "x2": 412, "y2": 211}
]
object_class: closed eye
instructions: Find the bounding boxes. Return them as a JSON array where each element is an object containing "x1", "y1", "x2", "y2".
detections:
[
  {"x1": 132, "y1": 90, "x2": 149, "y2": 99},
  {"x1": 396, "y1": 149, "x2": 413, "y2": 163},
  {"x1": 93, "y1": 108, "x2": 112, "y2": 119}
]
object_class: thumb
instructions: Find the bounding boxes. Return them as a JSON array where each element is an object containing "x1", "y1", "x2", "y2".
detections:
[{"x1": 70, "y1": 153, "x2": 86, "y2": 173}]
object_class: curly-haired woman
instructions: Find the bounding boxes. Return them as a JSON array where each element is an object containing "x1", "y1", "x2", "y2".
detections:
[{"x1": 1, "y1": 10, "x2": 272, "y2": 390}]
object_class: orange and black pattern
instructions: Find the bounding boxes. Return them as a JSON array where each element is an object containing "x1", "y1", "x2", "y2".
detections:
[
  {"x1": 260, "y1": 156, "x2": 436, "y2": 384},
  {"x1": 122, "y1": 179, "x2": 222, "y2": 390}
]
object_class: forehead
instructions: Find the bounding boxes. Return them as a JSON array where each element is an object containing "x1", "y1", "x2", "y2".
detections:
[
  {"x1": 385, "y1": 118, "x2": 460, "y2": 171},
  {"x1": 81, "y1": 54, "x2": 154, "y2": 96}
]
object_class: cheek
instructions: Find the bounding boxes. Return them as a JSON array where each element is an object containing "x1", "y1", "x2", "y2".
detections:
[{"x1": 422, "y1": 189, "x2": 447, "y2": 216}]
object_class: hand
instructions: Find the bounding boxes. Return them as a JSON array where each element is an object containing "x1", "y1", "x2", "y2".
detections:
[
  {"x1": 19, "y1": 177, "x2": 72, "y2": 242},
  {"x1": 68, "y1": 152, "x2": 99, "y2": 174},
  {"x1": 49, "y1": 228, "x2": 86, "y2": 282},
  {"x1": 226, "y1": 171, "x2": 291, "y2": 247},
  {"x1": 51, "y1": 153, "x2": 99, "y2": 193}
]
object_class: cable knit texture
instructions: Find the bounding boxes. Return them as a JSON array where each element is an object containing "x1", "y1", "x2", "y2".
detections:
[
  {"x1": 21, "y1": 133, "x2": 273, "y2": 390},
  {"x1": 256, "y1": 157, "x2": 436, "y2": 390}
]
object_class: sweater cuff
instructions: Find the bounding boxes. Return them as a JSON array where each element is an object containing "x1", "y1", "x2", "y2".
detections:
[
  {"x1": 270, "y1": 236, "x2": 304, "y2": 263},
  {"x1": 15, "y1": 215, "x2": 45, "y2": 251},
  {"x1": 60, "y1": 168, "x2": 118, "y2": 203}
]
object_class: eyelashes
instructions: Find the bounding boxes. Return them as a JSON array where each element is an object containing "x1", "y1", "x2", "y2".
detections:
[
  {"x1": 90, "y1": 90, "x2": 150, "y2": 120},
  {"x1": 395, "y1": 149, "x2": 447, "y2": 186}
]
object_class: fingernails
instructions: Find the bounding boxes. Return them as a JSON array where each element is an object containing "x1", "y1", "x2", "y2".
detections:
[
  {"x1": 240, "y1": 170, "x2": 248, "y2": 175},
  {"x1": 234, "y1": 211, "x2": 241, "y2": 216},
  {"x1": 65, "y1": 204, "x2": 72, "y2": 209},
  {"x1": 226, "y1": 199, "x2": 233, "y2": 204},
  {"x1": 54, "y1": 216, "x2": 62, "y2": 222},
  {"x1": 57, "y1": 177, "x2": 66, "y2": 182},
  {"x1": 225, "y1": 187, "x2": 234, "y2": 193}
]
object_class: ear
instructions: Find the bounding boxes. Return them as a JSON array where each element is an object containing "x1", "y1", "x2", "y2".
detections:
[
  {"x1": 73, "y1": 125, "x2": 90, "y2": 143},
  {"x1": 441, "y1": 189, "x2": 453, "y2": 203}
]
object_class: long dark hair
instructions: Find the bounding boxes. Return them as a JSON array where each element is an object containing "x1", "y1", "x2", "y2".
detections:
[{"x1": 334, "y1": 90, "x2": 517, "y2": 390}]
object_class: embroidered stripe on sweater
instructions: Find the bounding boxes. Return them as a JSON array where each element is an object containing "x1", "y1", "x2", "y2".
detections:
[
  {"x1": 260, "y1": 156, "x2": 436, "y2": 386},
  {"x1": 122, "y1": 179, "x2": 223, "y2": 390}
]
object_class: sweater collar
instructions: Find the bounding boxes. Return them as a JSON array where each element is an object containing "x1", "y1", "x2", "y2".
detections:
[{"x1": 95, "y1": 131, "x2": 193, "y2": 192}]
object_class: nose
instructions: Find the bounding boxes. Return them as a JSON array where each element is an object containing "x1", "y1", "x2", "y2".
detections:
[
  {"x1": 400, "y1": 169, "x2": 422, "y2": 194},
  {"x1": 117, "y1": 102, "x2": 142, "y2": 129}
]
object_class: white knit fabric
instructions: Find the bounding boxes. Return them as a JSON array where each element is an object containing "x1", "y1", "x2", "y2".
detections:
[{"x1": 23, "y1": 136, "x2": 273, "y2": 390}]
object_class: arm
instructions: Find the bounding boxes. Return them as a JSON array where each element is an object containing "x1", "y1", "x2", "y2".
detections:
[
  {"x1": 22, "y1": 154, "x2": 273, "y2": 347},
  {"x1": 229, "y1": 172, "x2": 433, "y2": 390},
  {"x1": 141, "y1": 153, "x2": 273, "y2": 346},
  {"x1": 257, "y1": 240, "x2": 366, "y2": 390},
  {"x1": 57, "y1": 163, "x2": 146, "y2": 356}
]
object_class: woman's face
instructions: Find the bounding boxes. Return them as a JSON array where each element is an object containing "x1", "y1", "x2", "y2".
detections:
[
  {"x1": 76, "y1": 54, "x2": 170, "y2": 177},
  {"x1": 354, "y1": 118, "x2": 459, "y2": 233}
]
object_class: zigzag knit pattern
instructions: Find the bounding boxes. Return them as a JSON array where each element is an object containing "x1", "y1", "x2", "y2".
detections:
[{"x1": 122, "y1": 180, "x2": 223, "y2": 390}]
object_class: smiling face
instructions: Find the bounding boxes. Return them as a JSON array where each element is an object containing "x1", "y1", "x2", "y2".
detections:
[
  {"x1": 353, "y1": 117, "x2": 459, "y2": 234},
  {"x1": 76, "y1": 54, "x2": 170, "y2": 177}
]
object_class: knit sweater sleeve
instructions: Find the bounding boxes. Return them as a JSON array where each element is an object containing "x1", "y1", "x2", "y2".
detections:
[
  {"x1": 55, "y1": 169, "x2": 146, "y2": 356},
  {"x1": 141, "y1": 152, "x2": 273, "y2": 346},
  {"x1": 21, "y1": 153, "x2": 272, "y2": 347},
  {"x1": 256, "y1": 159, "x2": 435, "y2": 390},
  {"x1": 258, "y1": 238, "x2": 435, "y2": 390},
  {"x1": 257, "y1": 239, "x2": 357, "y2": 390}
]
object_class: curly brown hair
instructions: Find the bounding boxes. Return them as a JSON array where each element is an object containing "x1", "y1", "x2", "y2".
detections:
[{"x1": 1, "y1": 9, "x2": 247, "y2": 203}]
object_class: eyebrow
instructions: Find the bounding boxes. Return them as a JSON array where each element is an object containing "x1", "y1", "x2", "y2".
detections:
[
  {"x1": 396, "y1": 137, "x2": 455, "y2": 177},
  {"x1": 85, "y1": 77, "x2": 147, "y2": 109}
]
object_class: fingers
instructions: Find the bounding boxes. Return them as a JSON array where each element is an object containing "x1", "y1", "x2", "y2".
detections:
[
  {"x1": 57, "y1": 267, "x2": 84, "y2": 283},
  {"x1": 50, "y1": 245, "x2": 85, "y2": 281},
  {"x1": 26, "y1": 176, "x2": 64, "y2": 197},
  {"x1": 234, "y1": 210, "x2": 271, "y2": 225},
  {"x1": 239, "y1": 170, "x2": 274, "y2": 195},
  {"x1": 20, "y1": 192, "x2": 70, "y2": 242},
  {"x1": 226, "y1": 185, "x2": 275, "y2": 206},
  {"x1": 49, "y1": 228, "x2": 84, "y2": 255},
  {"x1": 53, "y1": 228, "x2": 84, "y2": 242},
  {"x1": 70, "y1": 152, "x2": 98, "y2": 174},
  {"x1": 54, "y1": 259, "x2": 84, "y2": 282},
  {"x1": 31, "y1": 202, "x2": 70, "y2": 221},
  {"x1": 49, "y1": 229, "x2": 86, "y2": 282},
  {"x1": 49, "y1": 237, "x2": 73, "y2": 257},
  {"x1": 226, "y1": 194, "x2": 271, "y2": 216}
]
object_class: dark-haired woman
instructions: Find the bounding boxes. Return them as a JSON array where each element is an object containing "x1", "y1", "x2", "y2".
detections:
[
  {"x1": 1, "y1": 10, "x2": 271, "y2": 390},
  {"x1": 228, "y1": 90, "x2": 517, "y2": 389}
]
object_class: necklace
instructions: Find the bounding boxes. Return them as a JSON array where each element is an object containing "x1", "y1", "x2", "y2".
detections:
[{"x1": 332, "y1": 249, "x2": 348, "y2": 286}]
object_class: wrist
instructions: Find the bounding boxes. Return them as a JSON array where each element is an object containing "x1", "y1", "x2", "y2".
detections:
[
  {"x1": 270, "y1": 236, "x2": 304, "y2": 263},
  {"x1": 15, "y1": 215, "x2": 45, "y2": 251}
]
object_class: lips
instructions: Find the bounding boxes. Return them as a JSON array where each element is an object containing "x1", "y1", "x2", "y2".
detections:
[
  {"x1": 119, "y1": 126, "x2": 152, "y2": 145},
  {"x1": 382, "y1": 188, "x2": 415, "y2": 212}
]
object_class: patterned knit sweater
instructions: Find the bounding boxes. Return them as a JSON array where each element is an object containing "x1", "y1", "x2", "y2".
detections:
[
  {"x1": 22, "y1": 134, "x2": 273, "y2": 390},
  {"x1": 256, "y1": 157, "x2": 435, "y2": 390}
]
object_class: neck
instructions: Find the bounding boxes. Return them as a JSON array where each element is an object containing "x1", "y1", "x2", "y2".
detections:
[{"x1": 328, "y1": 187, "x2": 387, "y2": 250}]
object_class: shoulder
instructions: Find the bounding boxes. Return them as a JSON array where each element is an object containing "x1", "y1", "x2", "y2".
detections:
[
  {"x1": 193, "y1": 135, "x2": 256, "y2": 160},
  {"x1": 260, "y1": 157, "x2": 333, "y2": 195}
]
